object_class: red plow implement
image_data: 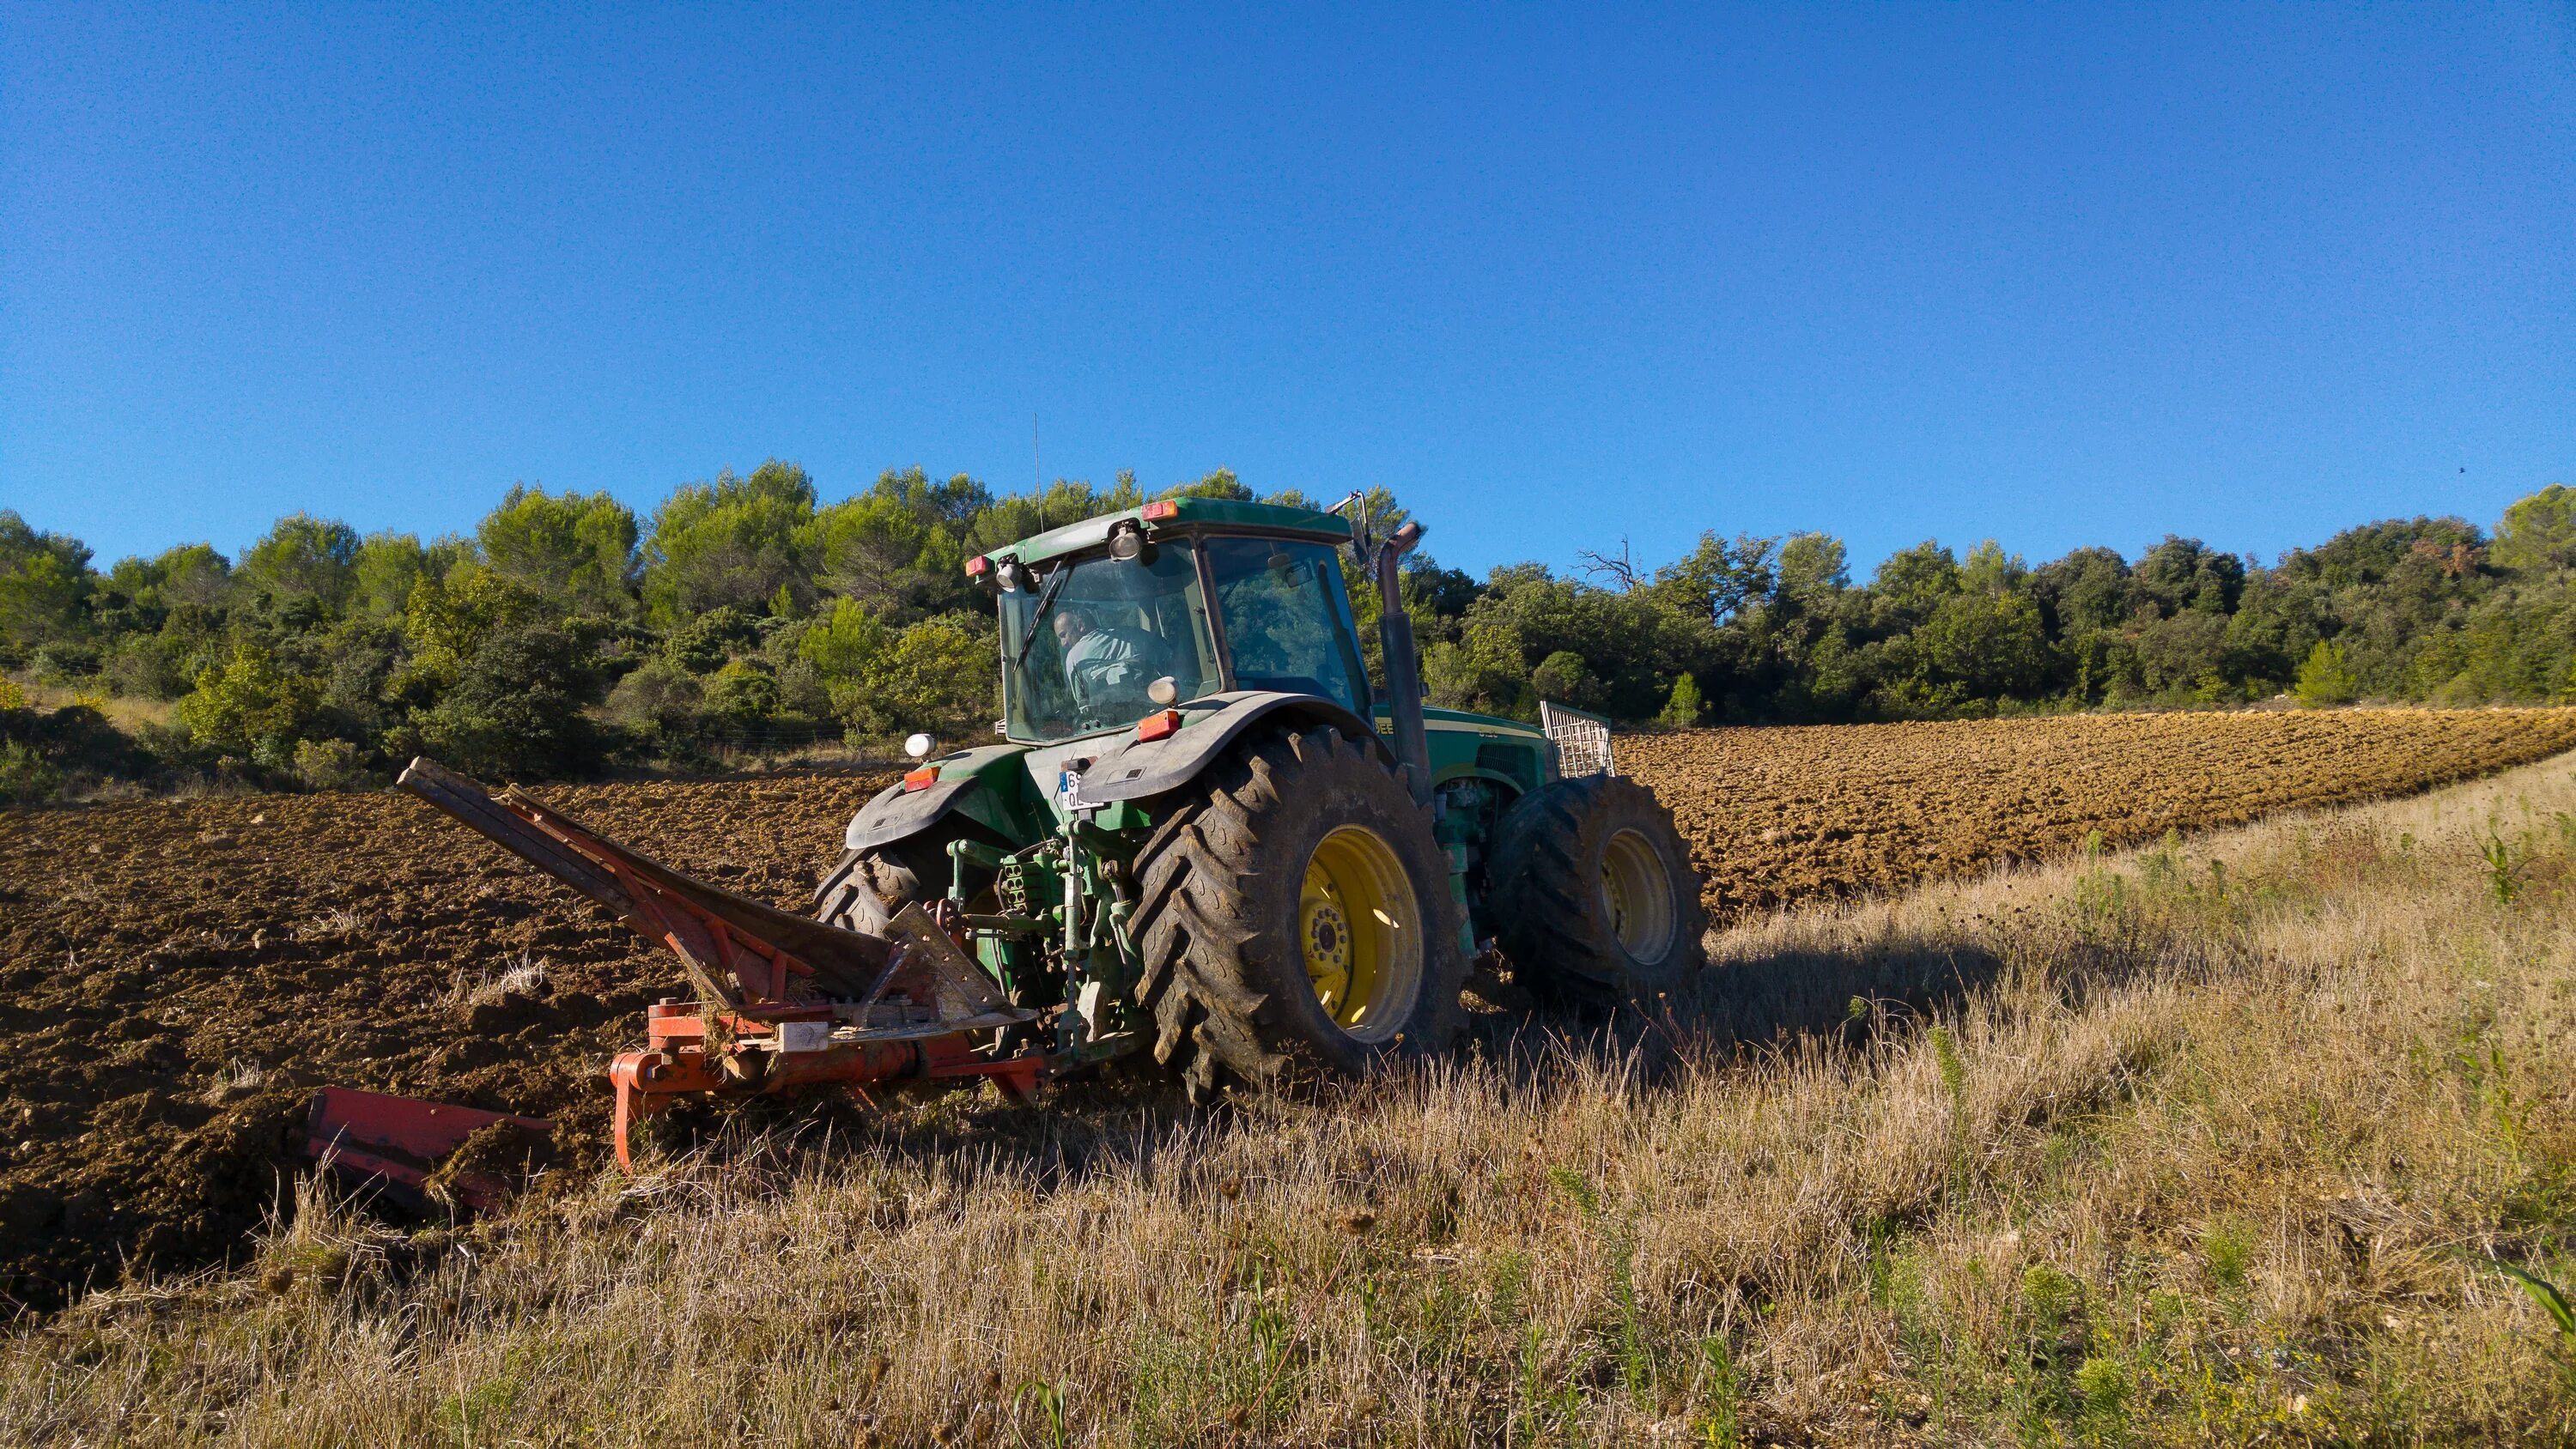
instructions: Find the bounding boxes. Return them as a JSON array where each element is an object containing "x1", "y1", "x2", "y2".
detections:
[{"x1": 393, "y1": 759, "x2": 1041, "y2": 1168}]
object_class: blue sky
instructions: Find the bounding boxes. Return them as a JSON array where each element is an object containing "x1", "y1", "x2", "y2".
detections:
[{"x1": 3, "y1": 4, "x2": 2570, "y2": 579}]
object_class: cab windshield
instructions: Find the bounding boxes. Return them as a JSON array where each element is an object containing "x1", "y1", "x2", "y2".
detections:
[
  {"x1": 1000, "y1": 544, "x2": 1222, "y2": 739},
  {"x1": 1203, "y1": 538, "x2": 1369, "y2": 718}
]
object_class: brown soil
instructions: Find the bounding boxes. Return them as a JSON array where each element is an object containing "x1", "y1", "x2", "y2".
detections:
[
  {"x1": 0, "y1": 771, "x2": 893, "y2": 1313},
  {"x1": 3, "y1": 706, "x2": 2573, "y2": 1313},
  {"x1": 1621, "y1": 707, "x2": 2576, "y2": 919}
]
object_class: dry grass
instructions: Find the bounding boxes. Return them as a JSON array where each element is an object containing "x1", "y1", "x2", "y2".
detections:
[{"x1": 9, "y1": 758, "x2": 2576, "y2": 1446}]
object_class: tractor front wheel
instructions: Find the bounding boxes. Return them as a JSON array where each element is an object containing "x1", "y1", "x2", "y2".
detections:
[
  {"x1": 1486, "y1": 775, "x2": 1707, "y2": 1005},
  {"x1": 1129, "y1": 727, "x2": 1467, "y2": 1098}
]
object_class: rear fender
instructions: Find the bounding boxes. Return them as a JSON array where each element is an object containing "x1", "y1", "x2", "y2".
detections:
[
  {"x1": 1067, "y1": 690, "x2": 1393, "y2": 809},
  {"x1": 841, "y1": 743, "x2": 1036, "y2": 856}
]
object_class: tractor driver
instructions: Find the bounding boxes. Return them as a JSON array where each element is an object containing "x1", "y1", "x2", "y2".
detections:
[{"x1": 1052, "y1": 603, "x2": 1166, "y2": 720}]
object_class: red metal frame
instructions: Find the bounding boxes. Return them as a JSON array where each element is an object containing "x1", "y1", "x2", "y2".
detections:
[{"x1": 396, "y1": 757, "x2": 1054, "y2": 1175}]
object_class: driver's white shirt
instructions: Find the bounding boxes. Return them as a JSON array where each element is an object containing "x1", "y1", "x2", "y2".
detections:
[{"x1": 1064, "y1": 625, "x2": 1157, "y2": 709}]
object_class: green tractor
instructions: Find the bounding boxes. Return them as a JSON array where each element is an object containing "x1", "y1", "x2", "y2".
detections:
[{"x1": 813, "y1": 494, "x2": 1707, "y2": 1097}]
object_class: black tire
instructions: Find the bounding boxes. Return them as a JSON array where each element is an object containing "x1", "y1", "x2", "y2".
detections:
[
  {"x1": 813, "y1": 828, "x2": 996, "y2": 935},
  {"x1": 1129, "y1": 726, "x2": 1467, "y2": 1099},
  {"x1": 1486, "y1": 774, "x2": 1707, "y2": 1005}
]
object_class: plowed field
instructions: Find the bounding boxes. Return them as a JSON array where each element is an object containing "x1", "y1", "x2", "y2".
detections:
[
  {"x1": 3, "y1": 706, "x2": 2574, "y2": 1313},
  {"x1": 1621, "y1": 707, "x2": 2576, "y2": 919},
  {"x1": 0, "y1": 772, "x2": 894, "y2": 1313}
]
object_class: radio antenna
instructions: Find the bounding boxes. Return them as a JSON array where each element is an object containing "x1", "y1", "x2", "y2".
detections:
[{"x1": 1033, "y1": 414, "x2": 1043, "y2": 529}]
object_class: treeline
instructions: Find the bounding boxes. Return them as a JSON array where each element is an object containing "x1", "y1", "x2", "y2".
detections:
[{"x1": 1, "y1": 463, "x2": 2570, "y2": 799}]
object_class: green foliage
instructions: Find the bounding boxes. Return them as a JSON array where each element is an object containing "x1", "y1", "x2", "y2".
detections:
[
  {"x1": 2293, "y1": 639, "x2": 2361, "y2": 707},
  {"x1": 831, "y1": 612, "x2": 997, "y2": 741},
  {"x1": 238, "y1": 513, "x2": 360, "y2": 609},
  {"x1": 0, "y1": 509, "x2": 94, "y2": 657},
  {"x1": 477, "y1": 485, "x2": 638, "y2": 612},
  {"x1": 2482, "y1": 1258, "x2": 2576, "y2": 1347},
  {"x1": 1657, "y1": 672, "x2": 1704, "y2": 728},
  {"x1": 16, "y1": 473, "x2": 2576, "y2": 786},
  {"x1": 2202, "y1": 1216, "x2": 2257, "y2": 1290},
  {"x1": 292, "y1": 738, "x2": 370, "y2": 791},
  {"x1": 641, "y1": 460, "x2": 820, "y2": 622},
  {"x1": 178, "y1": 643, "x2": 321, "y2": 758},
  {"x1": 2493, "y1": 484, "x2": 2575, "y2": 573},
  {"x1": 0, "y1": 738, "x2": 61, "y2": 804},
  {"x1": 410, "y1": 621, "x2": 606, "y2": 779}
]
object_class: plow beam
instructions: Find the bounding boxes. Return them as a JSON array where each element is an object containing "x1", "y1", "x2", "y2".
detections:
[{"x1": 398, "y1": 756, "x2": 895, "y2": 1007}]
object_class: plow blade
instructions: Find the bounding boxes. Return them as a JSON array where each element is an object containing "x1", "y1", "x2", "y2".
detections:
[{"x1": 304, "y1": 1087, "x2": 553, "y2": 1215}]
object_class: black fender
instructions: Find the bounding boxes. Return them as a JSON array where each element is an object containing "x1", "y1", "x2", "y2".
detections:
[
  {"x1": 1068, "y1": 690, "x2": 1396, "y2": 809},
  {"x1": 840, "y1": 743, "x2": 1031, "y2": 856}
]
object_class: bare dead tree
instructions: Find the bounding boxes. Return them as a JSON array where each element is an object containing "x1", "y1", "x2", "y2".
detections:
[{"x1": 1576, "y1": 537, "x2": 1644, "y2": 592}]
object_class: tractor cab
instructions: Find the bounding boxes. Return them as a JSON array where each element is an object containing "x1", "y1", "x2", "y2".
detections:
[{"x1": 981, "y1": 499, "x2": 1374, "y2": 743}]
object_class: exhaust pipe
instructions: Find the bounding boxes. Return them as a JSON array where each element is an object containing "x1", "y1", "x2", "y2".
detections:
[{"x1": 1375, "y1": 521, "x2": 1432, "y2": 807}]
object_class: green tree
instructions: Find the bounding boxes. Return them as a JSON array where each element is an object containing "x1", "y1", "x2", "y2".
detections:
[
  {"x1": 237, "y1": 513, "x2": 360, "y2": 609},
  {"x1": 400, "y1": 567, "x2": 546, "y2": 690},
  {"x1": 352, "y1": 532, "x2": 431, "y2": 617},
  {"x1": 177, "y1": 642, "x2": 321, "y2": 761},
  {"x1": 1157, "y1": 467, "x2": 1254, "y2": 502},
  {"x1": 1918, "y1": 589, "x2": 2050, "y2": 700},
  {"x1": 640, "y1": 460, "x2": 819, "y2": 622},
  {"x1": 1774, "y1": 533, "x2": 1850, "y2": 610},
  {"x1": 0, "y1": 510, "x2": 94, "y2": 657},
  {"x1": 2293, "y1": 639, "x2": 2360, "y2": 707},
  {"x1": 813, "y1": 468, "x2": 984, "y2": 621},
  {"x1": 2494, "y1": 484, "x2": 2575, "y2": 573},
  {"x1": 1657, "y1": 672, "x2": 1704, "y2": 727},
  {"x1": 477, "y1": 486, "x2": 639, "y2": 612},
  {"x1": 830, "y1": 612, "x2": 995, "y2": 741},
  {"x1": 965, "y1": 475, "x2": 1145, "y2": 555},
  {"x1": 411, "y1": 622, "x2": 607, "y2": 779},
  {"x1": 799, "y1": 597, "x2": 891, "y2": 682},
  {"x1": 1529, "y1": 650, "x2": 1602, "y2": 711}
]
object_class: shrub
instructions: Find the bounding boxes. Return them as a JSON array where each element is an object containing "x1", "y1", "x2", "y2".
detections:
[
  {"x1": 412, "y1": 622, "x2": 606, "y2": 780},
  {"x1": 179, "y1": 644, "x2": 322, "y2": 756},
  {"x1": 0, "y1": 739, "x2": 59, "y2": 804},
  {"x1": 293, "y1": 739, "x2": 371, "y2": 791},
  {"x1": 1530, "y1": 651, "x2": 1601, "y2": 711},
  {"x1": 2293, "y1": 639, "x2": 2360, "y2": 707},
  {"x1": 830, "y1": 612, "x2": 995, "y2": 741},
  {"x1": 1657, "y1": 673, "x2": 1704, "y2": 728},
  {"x1": 31, "y1": 640, "x2": 100, "y2": 683},
  {"x1": 705, "y1": 661, "x2": 781, "y2": 724}
]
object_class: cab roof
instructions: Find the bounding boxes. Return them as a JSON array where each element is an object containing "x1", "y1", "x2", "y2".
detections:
[{"x1": 980, "y1": 497, "x2": 1356, "y2": 570}]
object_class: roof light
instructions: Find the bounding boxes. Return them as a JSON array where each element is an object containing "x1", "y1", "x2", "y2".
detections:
[
  {"x1": 1141, "y1": 500, "x2": 1178, "y2": 521},
  {"x1": 1137, "y1": 708, "x2": 1183, "y2": 743},
  {"x1": 964, "y1": 555, "x2": 989, "y2": 578}
]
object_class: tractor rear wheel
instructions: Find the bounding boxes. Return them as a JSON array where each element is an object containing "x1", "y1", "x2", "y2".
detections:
[
  {"x1": 1129, "y1": 726, "x2": 1467, "y2": 1099},
  {"x1": 1485, "y1": 775, "x2": 1707, "y2": 1005}
]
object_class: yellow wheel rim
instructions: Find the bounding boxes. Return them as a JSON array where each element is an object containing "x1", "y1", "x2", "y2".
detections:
[
  {"x1": 1299, "y1": 825, "x2": 1424, "y2": 1043},
  {"x1": 1601, "y1": 828, "x2": 1677, "y2": 961}
]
